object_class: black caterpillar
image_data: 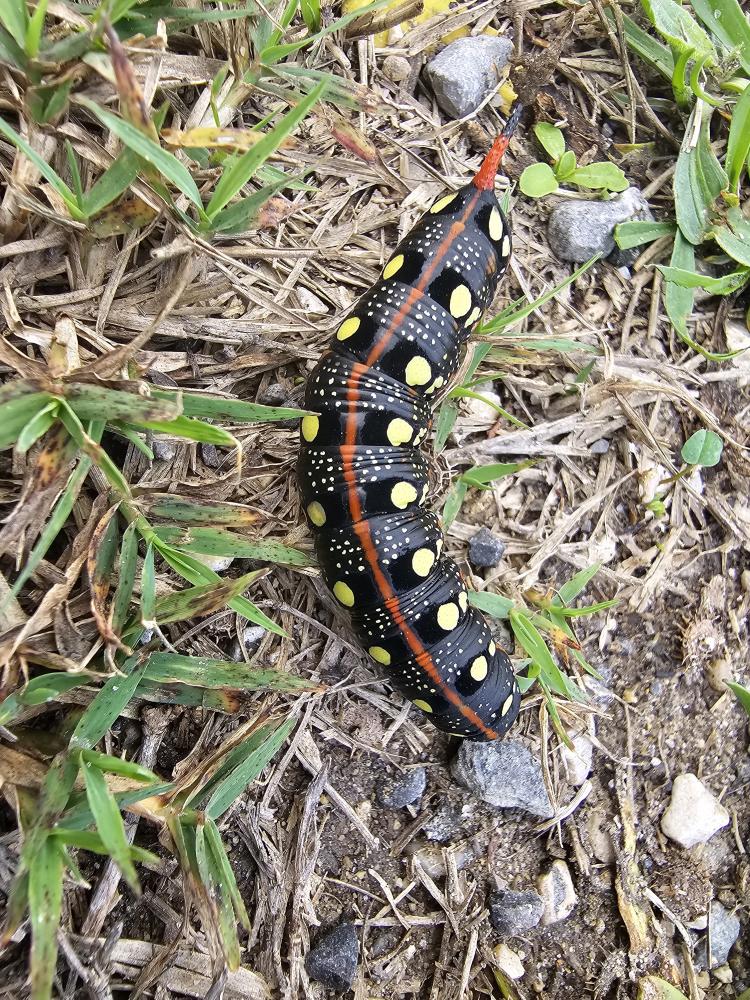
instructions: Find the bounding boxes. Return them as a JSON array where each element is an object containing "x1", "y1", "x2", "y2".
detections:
[{"x1": 298, "y1": 112, "x2": 522, "y2": 741}]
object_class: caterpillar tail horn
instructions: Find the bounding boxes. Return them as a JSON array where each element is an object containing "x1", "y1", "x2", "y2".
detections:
[{"x1": 472, "y1": 103, "x2": 523, "y2": 191}]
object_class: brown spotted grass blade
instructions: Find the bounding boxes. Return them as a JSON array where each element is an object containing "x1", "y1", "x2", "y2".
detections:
[{"x1": 469, "y1": 564, "x2": 617, "y2": 747}]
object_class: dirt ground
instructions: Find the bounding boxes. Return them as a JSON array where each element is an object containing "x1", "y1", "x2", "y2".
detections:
[{"x1": 2, "y1": 1, "x2": 750, "y2": 998}]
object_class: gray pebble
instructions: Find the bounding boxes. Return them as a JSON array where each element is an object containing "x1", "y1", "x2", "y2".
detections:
[
  {"x1": 378, "y1": 767, "x2": 427, "y2": 808},
  {"x1": 425, "y1": 36, "x2": 513, "y2": 119},
  {"x1": 152, "y1": 440, "x2": 177, "y2": 462},
  {"x1": 423, "y1": 802, "x2": 468, "y2": 842},
  {"x1": 590, "y1": 439, "x2": 610, "y2": 455},
  {"x1": 451, "y1": 740, "x2": 554, "y2": 818},
  {"x1": 468, "y1": 527, "x2": 506, "y2": 569},
  {"x1": 200, "y1": 443, "x2": 221, "y2": 468},
  {"x1": 489, "y1": 889, "x2": 545, "y2": 937},
  {"x1": 383, "y1": 55, "x2": 411, "y2": 83},
  {"x1": 305, "y1": 923, "x2": 359, "y2": 991},
  {"x1": 548, "y1": 188, "x2": 649, "y2": 263},
  {"x1": 537, "y1": 860, "x2": 578, "y2": 925},
  {"x1": 695, "y1": 903, "x2": 741, "y2": 969},
  {"x1": 258, "y1": 382, "x2": 288, "y2": 406}
]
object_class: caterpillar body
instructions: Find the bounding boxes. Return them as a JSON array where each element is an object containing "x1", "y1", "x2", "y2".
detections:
[{"x1": 298, "y1": 119, "x2": 522, "y2": 741}]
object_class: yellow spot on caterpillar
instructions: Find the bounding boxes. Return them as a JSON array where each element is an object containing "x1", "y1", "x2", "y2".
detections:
[
  {"x1": 465, "y1": 306, "x2": 482, "y2": 328},
  {"x1": 449, "y1": 284, "x2": 472, "y2": 319},
  {"x1": 413, "y1": 698, "x2": 433, "y2": 713},
  {"x1": 437, "y1": 602, "x2": 459, "y2": 631},
  {"x1": 307, "y1": 501, "x2": 326, "y2": 526},
  {"x1": 369, "y1": 645, "x2": 391, "y2": 665},
  {"x1": 501, "y1": 235, "x2": 511, "y2": 257},
  {"x1": 489, "y1": 207, "x2": 503, "y2": 241},
  {"x1": 333, "y1": 581, "x2": 355, "y2": 607},
  {"x1": 405, "y1": 356, "x2": 431, "y2": 386},
  {"x1": 391, "y1": 481, "x2": 418, "y2": 509},
  {"x1": 383, "y1": 253, "x2": 404, "y2": 279},
  {"x1": 337, "y1": 316, "x2": 360, "y2": 340},
  {"x1": 436, "y1": 538, "x2": 444, "y2": 556},
  {"x1": 411, "y1": 548, "x2": 435, "y2": 577},
  {"x1": 489, "y1": 640, "x2": 496, "y2": 655},
  {"x1": 458, "y1": 591, "x2": 468, "y2": 612},
  {"x1": 301, "y1": 415, "x2": 319, "y2": 442},
  {"x1": 470, "y1": 656, "x2": 488, "y2": 681},
  {"x1": 501, "y1": 692, "x2": 515, "y2": 715},
  {"x1": 430, "y1": 192, "x2": 457, "y2": 214},
  {"x1": 426, "y1": 375, "x2": 445, "y2": 396},
  {"x1": 386, "y1": 417, "x2": 413, "y2": 446}
]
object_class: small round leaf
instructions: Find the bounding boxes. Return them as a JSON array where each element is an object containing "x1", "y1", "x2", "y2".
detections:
[
  {"x1": 519, "y1": 162, "x2": 559, "y2": 198},
  {"x1": 680, "y1": 429, "x2": 723, "y2": 467},
  {"x1": 534, "y1": 122, "x2": 566, "y2": 163}
]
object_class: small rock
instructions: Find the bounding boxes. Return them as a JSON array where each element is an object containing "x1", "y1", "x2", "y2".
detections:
[
  {"x1": 383, "y1": 54, "x2": 411, "y2": 83},
  {"x1": 489, "y1": 889, "x2": 545, "y2": 937},
  {"x1": 297, "y1": 287, "x2": 329, "y2": 314},
  {"x1": 451, "y1": 740, "x2": 554, "y2": 818},
  {"x1": 712, "y1": 964, "x2": 733, "y2": 984},
  {"x1": 201, "y1": 443, "x2": 221, "y2": 468},
  {"x1": 425, "y1": 35, "x2": 513, "y2": 119},
  {"x1": 423, "y1": 802, "x2": 468, "y2": 842},
  {"x1": 462, "y1": 384, "x2": 502, "y2": 425},
  {"x1": 660, "y1": 774, "x2": 730, "y2": 849},
  {"x1": 468, "y1": 527, "x2": 506, "y2": 569},
  {"x1": 305, "y1": 923, "x2": 359, "y2": 992},
  {"x1": 152, "y1": 439, "x2": 177, "y2": 462},
  {"x1": 493, "y1": 942, "x2": 525, "y2": 980},
  {"x1": 590, "y1": 439, "x2": 610, "y2": 455},
  {"x1": 258, "y1": 382, "x2": 288, "y2": 406},
  {"x1": 537, "y1": 860, "x2": 577, "y2": 925},
  {"x1": 706, "y1": 657, "x2": 733, "y2": 693},
  {"x1": 378, "y1": 767, "x2": 427, "y2": 808},
  {"x1": 695, "y1": 902, "x2": 741, "y2": 969},
  {"x1": 547, "y1": 188, "x2": 650, "y2": 263},
  {"x1": 586, "y1": 807, "x2": 616, "y2": 865},
  {"x1": 561, "y1": 722, "x2": 595, "y2": 787}
]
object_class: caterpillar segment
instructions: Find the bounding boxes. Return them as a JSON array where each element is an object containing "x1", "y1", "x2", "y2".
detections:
[{"x1": 299, "y1": 118, "x2": 522, "y2": 740}]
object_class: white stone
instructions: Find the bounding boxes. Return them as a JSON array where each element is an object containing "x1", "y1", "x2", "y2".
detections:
[
  {"x1": 537, "y1": 860, "x2": 577, "y2": 925},
  {"x1": 660, "y1": 774, "x2": 729, "y2": 848},
  {"x1": 493, "y1": 943, "x2": 525, "y2": 980},
  {"x1": 561, "y1": 721, "x2": 595, "y2": 786}
]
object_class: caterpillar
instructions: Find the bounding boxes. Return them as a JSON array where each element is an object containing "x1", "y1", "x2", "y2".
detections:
[{"x1": 298, "y1": 110, "x2": 523, "y2": 741}]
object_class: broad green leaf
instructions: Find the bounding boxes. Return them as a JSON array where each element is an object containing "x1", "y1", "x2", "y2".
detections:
[
  {"x1": 674, "y1": 109, "x2": 715, "y2": 244},
  {"x1": 0, "y1": 24, "x2": 26, "y2": 69},
  {"x1": 657, "y1": 264, "x2": 750, "y2": 294},
  {"x1": 690, "y1": 0, "x2": 750, "y2": 75},
  {"x1": 69, "y1": 654, "x2": 147, "y2": 750},
  {"x1": 519, "y1": 162, "x2": 558, "y2": 198},
  {"x1": 664, "y1": 229, "x2": 696, "y2": 340},
  {"x1": 555, "y1": 149, "x2": 577, "y2": 180},
  {"x1": 0, "y1": 116, "x2": 84, "y2": 219},
  {"x1": 76, "y1": 97, "x2": 204, "y2": 210},
  {"x1": 82, "y1": 759, "x2": 140, "y2": 891},
  {"x1": 570, "y1": 162, "x2": 628, "y2": 191},
  {"x1": 681, "y1": 428, "x2": 723, "y2": 466},
  {"x1": 725, "y1": 82, "x2": 750, "y2": 189},
  {"x1": 28, "y1": 838, "x2": 64, "y2": 1000},
  {"x1": 534, "y1": 123, "x2": 565, "y2": 162},
  {"x1": 614, "y1": 219, "x2": 676, "y2": 249},
  {"x1": 206, "y1": 81, "x2": 326, "y2": 220},
  {"x1": 641, "y1": 0, "x2": 717, "y2": 62},
  {"x1": 712, "y1": 222, "x2": 750, "y2": 266}
]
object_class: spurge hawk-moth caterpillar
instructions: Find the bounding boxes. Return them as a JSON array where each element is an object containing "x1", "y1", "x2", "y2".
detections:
[{"x1": 298, "y1": 110, "x2": 522, "y2": 741}]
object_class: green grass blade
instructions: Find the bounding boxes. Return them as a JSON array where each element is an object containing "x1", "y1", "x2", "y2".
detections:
[
  {"x1": 0, "y1": 0, "x2": 27, "y2": 49},
  {"x1": 80, "y1": 748, "x2": 158, "y2": 783},
  {"x1": 111, "y1": 522, "x2": 138, "y2": 635},
  {"x1": 726, "y1": 83, "x2": 750, "y2": 190},
  {"x1": 468, "y1": 590, "x2": 515, "y2": 619},
  {"x1": 141, "y1": 543, "x2": 156, "y2": 628},
  {"x1": 53, "y1": 828, "x2": 158, "y2": 865},
  {"x1": 82, "y1": 758, "x2": 140, "y2": 892},
  {"x1": 76, "y1": 97, "x2": 204, "y2": 211},
  {"x1": 0, "y1": 116, "x2": 84, "y2": 219},
  {"x1": 81, "y1": 148, "x2": 141, "y2": 218},
  {"x1": 143, "y1": 651, "x2": 322, "y2": 693},
  {"x1": 133, "y1": 415, "x2": 238, "y2": 447},
  {"x1": 481, "y1": 256, "x2": 599, "y2": 334},
  {"x1": 152, "y1": 525, "x2": 312, "y2": 566},
  {"x1": 442, "y1": 481, "x2": 468, "y2": 530},
  {"x1": 152, "y1": 570, "x2": 266, "y2": 625},
  {"x1": 69, "y1": 654, "x2": 147, "y2": 750},
  {"x1": 433, "y1": 400, "x2": 458, "y2": 454},
  {"x1": 205, "y1": 817, "x2": 251, "y2": 929},
  {"x1": 15, "y1": 403, "x2": 58, "y2": 454},
  {"x1": 151, "y1": 389, "x2": 308, "y2": 422},
  {"x1": 28, "y1": 837, "x2": 64, "y2": 1000},
  {"x1": 0, "y1": 673, "x2": 89, "y2": 728},
  {"x1": 691, "y1": 0, "x2": 750, "y2": 75},
  {"x1": 205, "y1": 80, "x2": 326, "y2": 220},
  {"x1": 554, "y1": 564, "x2": 601, "y2": 605},
  {"x1": 727, "y1": 680, "x2": 750, "y2": 716},
  {"x1": 0, "y1": 393, "x2": 56, "y2": 448}
]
